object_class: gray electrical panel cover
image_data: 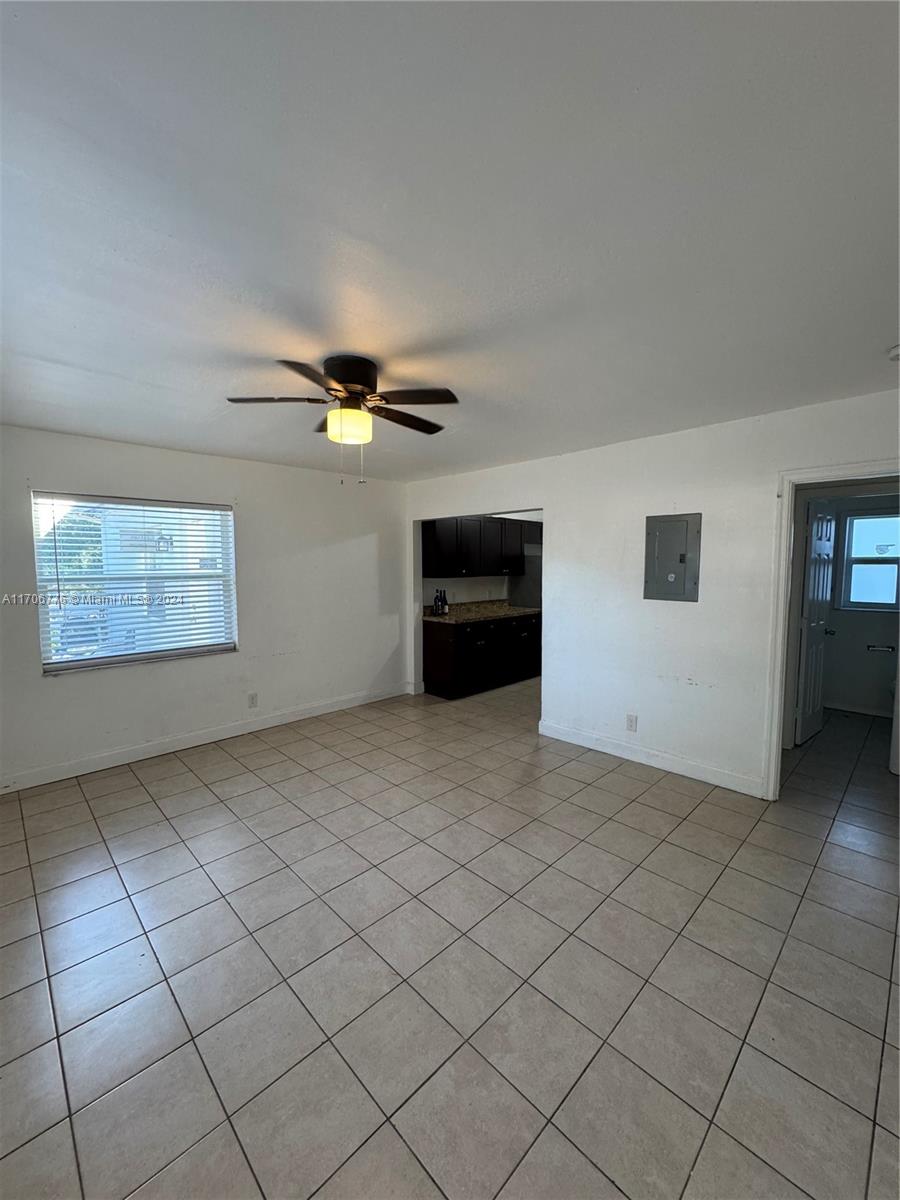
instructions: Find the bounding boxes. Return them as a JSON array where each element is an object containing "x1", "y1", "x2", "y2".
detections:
[{"x1": 644, "y1": 513, "x2": 702, "y2": 602}]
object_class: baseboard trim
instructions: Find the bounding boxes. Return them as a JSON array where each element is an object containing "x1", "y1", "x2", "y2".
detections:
[
  {"x1": 538, "y1": 719, "x2": 766, "y2": 799},
  {"x1": 2, "y1": 682, "x2": 413, "y2": 793}
]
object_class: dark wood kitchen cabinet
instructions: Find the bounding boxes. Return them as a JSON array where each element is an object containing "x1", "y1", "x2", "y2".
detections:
[
  {"x1": 421, "y1": 516, "x2": 529, "y2": 578},
  {"x1": 421, "y1": 517, "x2": 459, "y2": 577},
  {"x1": 458, "y1": 516, "x2": 483, "y2": 576},
  {"x1": 423, "y1": 613, "x2": 542, "y2": 699},
  {"x1": 500, "y1": 519, "x2": 524, "y2": 576},
  {"x1": 496, "y1": 612, "x2": 541, "y2": 678},
  {"x1": 480, "y1": 517, "x2": 504, "y2": 575}
]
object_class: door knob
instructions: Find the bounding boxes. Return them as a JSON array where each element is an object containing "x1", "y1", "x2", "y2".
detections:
[{"x1": 824, "y1": 628, "x2": 836, "y2": 636}]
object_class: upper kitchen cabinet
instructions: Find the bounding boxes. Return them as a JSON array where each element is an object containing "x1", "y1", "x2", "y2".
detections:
[
  {"x1": 422, "y1": 517, "x2": 459, "y2": 576},
  {"x1": 421, "y1": 515, "x2": 528, "y2": 577},
  {"x1": 501, "y1": 518, "x2": 524, "y2": 575},
  {"x1": 481, "y1": 517, "x2": 504, "y2": 575},
  {"x1": 458, "y1": 516, "x2": 483, "y2": 576}
]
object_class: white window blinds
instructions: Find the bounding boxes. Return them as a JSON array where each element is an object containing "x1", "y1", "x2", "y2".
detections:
[{"x1": 31, "y1": 493, "x2": 238, "y2": 672}]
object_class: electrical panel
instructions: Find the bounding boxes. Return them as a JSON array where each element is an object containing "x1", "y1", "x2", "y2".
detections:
[{"x1": 644, "y1": 513, "x2": 702, "y2": 602}]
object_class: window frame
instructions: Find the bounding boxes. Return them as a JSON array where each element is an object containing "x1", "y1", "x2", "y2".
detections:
[
  {"x1": 31, "y1": 490, "x2": 239, "y2": 675},
  {"x1": 835, "y1": 507, "x2": 900, "y2": 612}
]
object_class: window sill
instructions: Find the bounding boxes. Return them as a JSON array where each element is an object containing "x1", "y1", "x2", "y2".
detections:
[
  {"x1": 833, "y1": 605, "x2": 899, "y2": 614},
  {"x1": 41, "y1": 643, "x2": 237, "y2": 676}
]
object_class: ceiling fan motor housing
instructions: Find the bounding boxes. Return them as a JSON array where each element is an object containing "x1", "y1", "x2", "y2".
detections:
[{"x1": 324, "y1": 354, "x2": 378, "y2": 394}]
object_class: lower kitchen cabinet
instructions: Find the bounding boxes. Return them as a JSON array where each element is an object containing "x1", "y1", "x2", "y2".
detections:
[{"x1": 423, "y1": 614, "x2": 541, "y2": 699}]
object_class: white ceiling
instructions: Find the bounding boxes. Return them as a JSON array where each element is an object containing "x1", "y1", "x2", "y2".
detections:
[{"x1": 2, "y1": 2, "x2": 896, "y2": 481}]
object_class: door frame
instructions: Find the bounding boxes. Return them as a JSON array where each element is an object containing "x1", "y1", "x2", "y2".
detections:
[
  {"x1": 764, "y1": 457, "x2": 898, "y2": 800},
  {"x1": 794, "y1": 498, "x2": 837, "y2": 746}
]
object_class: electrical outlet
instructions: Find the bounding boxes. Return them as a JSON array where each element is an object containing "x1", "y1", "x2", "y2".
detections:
[
  {"x1": 248, "y1": 692, "x2": 258, "y2": 709},
  {"x1": 625, "y1": 713, "x2": 638, "y2": 733}
]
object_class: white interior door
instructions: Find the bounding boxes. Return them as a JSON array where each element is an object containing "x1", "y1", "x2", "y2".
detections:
[{"x1": 795, "y1": 499, "x2": 836, "y2": 743}]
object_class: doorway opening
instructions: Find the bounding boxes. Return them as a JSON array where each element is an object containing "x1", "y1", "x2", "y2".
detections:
[
  {"x1": 779, "y1": 474, "x2": 898, "y2": 799},
  {"x1": 414, "y1": 509, "x2": 543, "y2": 701}
]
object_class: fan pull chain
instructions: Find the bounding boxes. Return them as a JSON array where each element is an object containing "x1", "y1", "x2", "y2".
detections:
[{"x1": 358, "y1": 443, "x2": 367, "y2": 484}]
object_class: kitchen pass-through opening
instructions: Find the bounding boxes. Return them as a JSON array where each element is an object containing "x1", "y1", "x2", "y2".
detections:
[{"x1": 417, "y1": 509, "x2": 543, "y2": 700}]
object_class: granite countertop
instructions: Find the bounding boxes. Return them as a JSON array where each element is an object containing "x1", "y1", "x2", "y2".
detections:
[{"x1": 423, "y1": 600, "x2": 542, "y2": 624}]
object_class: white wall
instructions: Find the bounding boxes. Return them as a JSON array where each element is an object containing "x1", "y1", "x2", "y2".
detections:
[
  {"x1": 0, "y1": 427, "x2": 409, "y2": 790},
  {"x1": 406, "y1": 390, "x2": 899, "y2": 798}
]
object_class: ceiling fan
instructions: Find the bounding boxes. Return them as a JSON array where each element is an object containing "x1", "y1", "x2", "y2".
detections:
[{"x1": 228, "y1": 355, "x2": 458, "y2": 445}]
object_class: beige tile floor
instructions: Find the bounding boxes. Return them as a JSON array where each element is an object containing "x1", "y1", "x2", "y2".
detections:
[{"x1": 1, "y1": 684, "x2": 897, "y2": 1200}]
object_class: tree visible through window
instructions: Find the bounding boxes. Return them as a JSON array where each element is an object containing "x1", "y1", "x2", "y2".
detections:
[{"x1": 838, "y1": 511, "x2": 899, "y2": 610}]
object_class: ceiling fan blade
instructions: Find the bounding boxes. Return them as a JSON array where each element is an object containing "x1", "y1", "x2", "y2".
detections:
[
  {"x1": 278, "y1": 360, "x2": 347, "y2": 396},
  {"x1": 373, "y1": 388, "x2": 459, "y2": 405},
  {"x1": 314, "y1": 416, "x2": 329, "y2": 433},
  {"x1": 228, "y1": 396, "x2": 328, "y2": 404},
  {"x1": 372, "y1": 407, "x2": 444, "y2": 435}
]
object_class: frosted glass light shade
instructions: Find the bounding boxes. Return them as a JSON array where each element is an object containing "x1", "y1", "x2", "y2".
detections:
[{"x1": 326, "y1": 406, "x2": 373, "y2": 445}]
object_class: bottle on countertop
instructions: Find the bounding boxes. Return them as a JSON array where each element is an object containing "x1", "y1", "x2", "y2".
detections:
[
  {"x1": 442, "y1": 590, "x2": 449, "y2": 616},
  {"x1": 433, "y1": 589, "x2": 441, "y2": 617}
]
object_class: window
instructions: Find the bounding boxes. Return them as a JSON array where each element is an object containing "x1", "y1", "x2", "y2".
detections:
[
  {"x1": 838, "y1": 510, "x2": 899, "y2": 610},
  {"x1": 31, "y1": 493, "x2": 237, "y2": 672}
]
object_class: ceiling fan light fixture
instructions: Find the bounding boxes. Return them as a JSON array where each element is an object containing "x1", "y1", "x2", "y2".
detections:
[
  {"x1": 228, "y1": 356, "x2": 456, "y2": 452},
  {"x1": 327, "y1": 405, "x2": 373, "y2": 445}
]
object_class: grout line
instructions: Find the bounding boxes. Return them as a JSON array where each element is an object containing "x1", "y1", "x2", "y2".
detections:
[
  {"x1": 62, "y1": 779, "x2": 271, "y2": 1199},
  {"x1": 0, "y1": 816, "x2": 892, "y2": 1032},
  {"x1": 676, "y1": 709, "x2": 883, "y2": 1200},
  {"x1": 5, "y1": 691, "x2": 552, "y2": 1193},
  {"x1": 3, "y1": 690, "x2": 895, "y2": 1200},
  {"x1": 304, "y1": 1118, "x2": 450, "y2": 1200},
  {"x1": 864, "y1": 890, "x2": 899, "y2": 1198},
  {"x1": 19, "y1": 790, "x2": 88, "y2": 1200},
  {"x1": 292, "y1": 748, "x2": 767, "y2": 1197},
  {"x1": 3, "y1": 833, "x2": 883, "y2": 1098},
  {"x1": 500, "y1": 794, "x2": 788, "y2": 1198}
]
